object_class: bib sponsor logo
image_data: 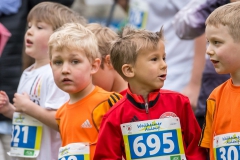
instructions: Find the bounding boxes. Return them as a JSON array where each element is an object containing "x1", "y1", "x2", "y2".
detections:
[{"x1": 160, "y1": 112, "x2": 177, "y2": 119}]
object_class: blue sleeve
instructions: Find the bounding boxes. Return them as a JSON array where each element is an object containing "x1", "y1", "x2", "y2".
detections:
[
  {"x1": 173, "y1": 0, "x2": 230, "y2": 39},
  {"x1": 0, "y1": 0, "x2": 22, "y2": 16}
]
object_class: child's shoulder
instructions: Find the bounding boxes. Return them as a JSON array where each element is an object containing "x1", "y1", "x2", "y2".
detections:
[
  {"x1": 101, "y1": 93, "x2": 126, "y2": 116},
  {"x1": 209, "y1": 78, "x2": 230, "y2": 99},
  {"x1": 160, "y1": 89, "x2": 189, "y2": 100},
  {"x1": 94, "y1": 86, "x2": 122, "y2": 103}
]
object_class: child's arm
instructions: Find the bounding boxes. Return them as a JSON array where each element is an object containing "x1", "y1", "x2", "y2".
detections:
[
  {"x1": 94, "y1": 115, "x2": 123, "y2": 160},
  {"x1": 181, "y1": 97, "x2": 208, "y2": 160},
  {"x1": 181, "y1": 34, "x2": 206, "y2": 110},
  {"x1": 0, "y1": 90, "x2": 16, "y2": 118},
  {"x1": 13, "y1": 92, "x2": 59, "y2": 131}
]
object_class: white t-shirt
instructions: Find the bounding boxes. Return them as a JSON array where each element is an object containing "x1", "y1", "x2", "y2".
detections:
[
  {"x1": 128, "y1": 0, "x2": 194, "y2": 92},
  {"x1": 12, "y1": 64, "x2": 69, "y2": 160}
]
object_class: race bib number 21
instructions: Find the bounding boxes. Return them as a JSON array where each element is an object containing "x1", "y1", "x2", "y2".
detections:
[{"x1": 8, "y1": 112, "x2": 42, "y2": 158}]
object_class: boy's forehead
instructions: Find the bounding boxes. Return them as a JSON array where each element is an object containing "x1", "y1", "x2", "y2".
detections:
[
  {"x1": 51, "y1": 47, "x2": 86, "y2": 56},
  {"x1": 205, "y1": 24, "x2": 238, "y2": 42},
  {"x1": 206, "y1": 24, "x2": 228, "y2": 34},
  {"x1": 28, "y1": 18, "x2": 50, "y2": 25},
  {"x1": 139, "y1": 40, "x2": 165, "y2": 55}
]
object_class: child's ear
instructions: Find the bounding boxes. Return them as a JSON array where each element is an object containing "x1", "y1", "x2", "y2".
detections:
[
  {"x1": 122, "y1": 64, "x2": 134, "y2": 78},
  {"x1": 91, "y1": 58, "x2": 101, "y2": 74},
  {"x1": 105, "y1": 55, "x2": 113, "y2": 69}
]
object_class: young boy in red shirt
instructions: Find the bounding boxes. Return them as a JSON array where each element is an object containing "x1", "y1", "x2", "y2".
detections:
[{"x1": 94, "y1": 26, "x2": 207, "y2": 160}]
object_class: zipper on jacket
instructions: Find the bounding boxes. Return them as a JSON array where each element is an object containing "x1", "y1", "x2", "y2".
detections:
[
  {"x1": 145, "y1": 102, "x2": 150, "y2": 119},
  {"x1": 145, "y1": 102, "x2": 149, "y2": 114}
]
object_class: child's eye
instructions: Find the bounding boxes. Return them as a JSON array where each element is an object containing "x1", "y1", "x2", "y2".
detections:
[
  {"x1": 213, "y1": 41, "x2": 220, "y2": 45},
  {"x1": 151, "y1": 57, "x2": 158, "y2": 61},
  {"x1": 163, "y1": 57, "x2": 166, "y2": 61},
  {"x1": 37, "y1": 26, "x2": 43, "y2": 29},
  {"x1": 72, "y1": 60, "x2": 79, "y2": 64},
  {"x1": 53, "y1": 61, "x2": 62, "y2": 66}
]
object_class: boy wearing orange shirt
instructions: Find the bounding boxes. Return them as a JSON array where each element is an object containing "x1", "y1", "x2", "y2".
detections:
[
  {"x1": 199, "y1": 2, "x2": 240, "y2": 160},
  {"x1": 48, "y1": 23, "x2": 122, "y2": 160}
]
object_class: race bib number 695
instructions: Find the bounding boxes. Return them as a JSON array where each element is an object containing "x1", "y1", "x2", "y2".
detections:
[{"x1": 121, "y1": 117, "x2": 186, "y2": 160}]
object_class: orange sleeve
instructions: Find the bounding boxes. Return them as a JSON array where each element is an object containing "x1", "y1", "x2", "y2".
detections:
[{"x1": 199, "y1": 99, "x2": 216, "y2": 148}]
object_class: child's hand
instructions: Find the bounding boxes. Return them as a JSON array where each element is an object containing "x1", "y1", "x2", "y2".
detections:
[
  {"x1": 13, "y1": 92, "x2": 33, "y2": 112},
  {"x1": 0, "y1": 91, "x2": 11, "y2": 113}
]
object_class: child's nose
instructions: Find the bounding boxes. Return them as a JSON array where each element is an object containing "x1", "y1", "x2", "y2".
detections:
[
  {"x1": 206, "y1": 45, "x2": 214, "y2": 56},
  {"x1": 161, "y1": 60, "x2": 167, "y2": 70},
  {"x1": 62, "y1": 63, "x2": 70, "y2": 74},
  {"x1": 26, "y1": 27, "x2": 33, "y2": 36}
]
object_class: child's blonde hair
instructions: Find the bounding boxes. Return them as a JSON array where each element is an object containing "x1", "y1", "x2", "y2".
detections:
[
  {"x1": 27, "y1": 2, "x2": 87, "y2": 30},
  {"x1": 110, "y1": 26, "x2": 164, "y2": 79},
  {"x1": 206, "y1": 1, "x2": 240, "y2": 42},
  {"x1": 86, "y1": 23, "x2": 118, "y2": 69},
  {"x1": 48, "y1": 23, "x2": 100, "y2": 62}
]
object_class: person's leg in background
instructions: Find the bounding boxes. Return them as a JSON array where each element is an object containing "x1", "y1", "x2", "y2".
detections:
[
  {"x1": 0, "y1": 134, "x2": 11, "y2": 160},
  {"x1": 0, "y1": 137, "x2": 4, "y2": 160}
]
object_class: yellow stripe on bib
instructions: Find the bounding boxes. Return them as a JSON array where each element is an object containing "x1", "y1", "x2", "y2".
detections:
[
  {"x1": 123, "y1": 135, "x2": 131, "y2": 160},
  {"x1": 34, "y1": 126, "x2": 42, "y2": 149},
  {"x1": 84, "y1": 154, "x2": 90, "y2": 160},
  {"x1": 177, "y1": 128, "x2": 185, "y2": 154}
]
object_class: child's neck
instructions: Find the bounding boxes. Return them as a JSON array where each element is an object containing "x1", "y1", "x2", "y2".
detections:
[
  {"x1": 231, "y1": 73, "x2": 240, "y2": 86},
  {"x1": 33, "y1": 58, "x2": 50, "y2": 69},
  {"x1": 111, "y1": 74, "x2": 127, "y2": 93},
  {"x1": 129, "y1": 86, "x2": 150, "y2": 102},
  {"x1": 68, "y1": 83, "x2": 95, "y2": 104}
]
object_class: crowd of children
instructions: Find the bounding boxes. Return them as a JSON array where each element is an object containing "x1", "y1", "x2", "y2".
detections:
[{"x1": 0, "y1": 1, "x2": 239, "y2": 160}]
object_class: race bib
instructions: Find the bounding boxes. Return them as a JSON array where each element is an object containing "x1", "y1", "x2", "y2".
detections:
[
  {"x1": 121, "y1": 117, "x2": 186, "y2": 160},
  {"x1": 128, "y1": 0, "x2": 149, "y2": 29},
  {"x1": 58, "y1": 143, "x2": 90, "y2": 160},
  {"x1": 214, "y1": 132, "x2": 240, "y2": 160},
  {"x1": 8, "y1": 112, "x2": 42, "y2": 158}
]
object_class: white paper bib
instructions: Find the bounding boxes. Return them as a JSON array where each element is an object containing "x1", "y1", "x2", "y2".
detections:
[
  {"x1": 58, "y1": 143, "x2": 90, "y2": 160},
  {"x1": 8, "y1": 112, "x2": 43, "y2": 158},
  {"x1": 214, "y1": 132, "x2": 240, "y2": 160},
  {"x1": 121, "y1": 117, "x2": 186, "y2": 160}
]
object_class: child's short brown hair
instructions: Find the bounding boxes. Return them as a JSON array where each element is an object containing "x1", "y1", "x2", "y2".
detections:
[
  {"x1": 110, "y1": 26, "x2": 164, "y2": 79},
  {"x1": 27, "y1": 2, "x2": 87, "y2": 30},
  {"x1": 206, "y1": 1, "x2": 240, "y2": 42},
  {"x1": 86, "y1": 23, "x2": 118, "y2": 68}
]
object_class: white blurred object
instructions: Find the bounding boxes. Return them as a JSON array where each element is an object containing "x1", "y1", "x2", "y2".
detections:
[{"x1": 84, "y1": 0, "x2": 113, "y2": 5}]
